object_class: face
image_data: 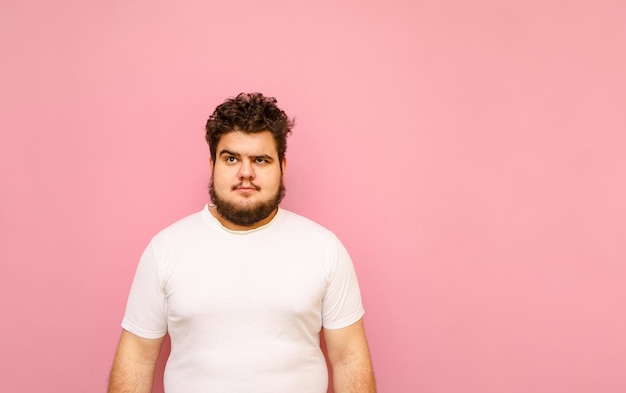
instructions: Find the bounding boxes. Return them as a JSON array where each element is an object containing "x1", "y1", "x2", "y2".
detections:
[{"x1": 209, "y1": 130, "x2": 286, "y2": 230}]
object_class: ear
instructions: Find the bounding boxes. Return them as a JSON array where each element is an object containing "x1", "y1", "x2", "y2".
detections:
[
  {"x1": 210, "y1": 157, "x2": 214, "y2": 171},
  {"x1": 281, "y1": 157, "x2": 287, "y2": 175}
]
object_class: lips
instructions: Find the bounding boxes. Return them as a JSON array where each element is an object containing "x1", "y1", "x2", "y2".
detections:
[{"x1": 232, "y1": 183, "x2": 261, "y2": 191}]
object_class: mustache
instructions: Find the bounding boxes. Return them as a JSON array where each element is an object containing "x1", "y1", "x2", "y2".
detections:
[{"x1": 231, "y1": 182, "x2": 261, "y2": 191}]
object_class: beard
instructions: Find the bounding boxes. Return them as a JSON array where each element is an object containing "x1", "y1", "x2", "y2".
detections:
[{"x1": 209, "y1": 178, "x2": 286, "y2": 227}]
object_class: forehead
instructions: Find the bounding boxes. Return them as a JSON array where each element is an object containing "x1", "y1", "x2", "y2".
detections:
[{"x1": 217, "y1": 130, "x2": 278, "y2": 156}]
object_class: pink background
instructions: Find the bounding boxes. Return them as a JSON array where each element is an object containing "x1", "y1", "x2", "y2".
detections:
[{"x1": 1, "y1": 1, "x2": 625, "y2": 392}]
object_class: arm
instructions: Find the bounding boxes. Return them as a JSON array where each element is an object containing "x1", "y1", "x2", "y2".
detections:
[
  {"x1": 108, "y1": 329, "x2": 165, "y2": 393},
  {"x1": 323, "y1": 318, "x2": 376, "y2": 393}
]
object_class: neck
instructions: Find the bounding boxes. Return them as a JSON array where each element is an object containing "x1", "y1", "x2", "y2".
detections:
[{"x1": 208, "y1": 205, "x2": 278, "y2": 231}]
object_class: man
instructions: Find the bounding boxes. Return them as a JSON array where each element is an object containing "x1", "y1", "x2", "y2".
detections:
[{"x1": 108, "y1": 93, "x2": 376, "y2": 393}]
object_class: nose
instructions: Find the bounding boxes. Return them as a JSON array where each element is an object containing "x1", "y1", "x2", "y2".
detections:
[{"x1": 238, "y1": 159, "x2": 255, "y2": 180}]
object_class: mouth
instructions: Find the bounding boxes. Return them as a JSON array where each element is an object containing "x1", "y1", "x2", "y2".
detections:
[{"x1": 232, "y1": 183, "x2": 261, "y2": 192}]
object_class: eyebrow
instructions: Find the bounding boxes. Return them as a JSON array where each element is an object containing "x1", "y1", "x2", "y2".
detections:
[
  {"x1": 253, "y1": 154, "x2": 274, "y2": 161},
  {"x1": 219, "y1": 149, "x2": 240, "y2": 157}
]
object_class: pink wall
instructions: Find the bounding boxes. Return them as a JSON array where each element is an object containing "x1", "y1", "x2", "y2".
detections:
[{"x1": 1, "y1": 1, "x2": 625, "y2": 392}]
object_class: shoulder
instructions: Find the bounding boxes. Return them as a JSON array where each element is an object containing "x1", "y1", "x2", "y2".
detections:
[
  {"x1": 275, "y1": 209, "x2": 344, "y2": 252},
  {"x1": 278, "y1": 209, "x2": 335, "y2": 236},
  {"x1": 149, "y1": 209, "x2": 208, "y2": 247}
]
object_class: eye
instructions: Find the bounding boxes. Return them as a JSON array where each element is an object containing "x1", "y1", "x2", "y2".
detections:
[
  {"x1": 225, "y1": 156, "x2": 237, "y2": 163},
  {"x1": 255, "y1": 158, "x2": 267, "y2": 164}
]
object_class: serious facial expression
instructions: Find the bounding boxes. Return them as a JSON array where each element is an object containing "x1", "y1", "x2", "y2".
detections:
[{"x1": 209, "y1": 130, "x2": 286, "y2": 230}]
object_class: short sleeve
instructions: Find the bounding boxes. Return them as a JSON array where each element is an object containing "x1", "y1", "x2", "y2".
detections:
[
  {"x1": 121, "y1": 242, "x2": 168, "y2": 339},
  {"x1": 321, "y1": 236, "x2": 365, "y2": 329}
]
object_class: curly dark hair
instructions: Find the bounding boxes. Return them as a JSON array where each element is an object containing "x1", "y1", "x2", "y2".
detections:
[{"x1": 205, "y1": 92, "x2": 295, "y2": 164}]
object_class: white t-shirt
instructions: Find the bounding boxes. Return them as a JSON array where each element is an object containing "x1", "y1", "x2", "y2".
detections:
[{"x1": 122, "y1": 205, "x2": 364, "y2": 393}]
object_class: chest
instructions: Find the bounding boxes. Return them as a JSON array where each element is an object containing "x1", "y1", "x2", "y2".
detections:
[{"x1": 160, "y1": 237, "x2": 330, "y2": 330}]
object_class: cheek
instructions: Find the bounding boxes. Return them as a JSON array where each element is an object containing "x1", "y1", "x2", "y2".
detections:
[
  {"x1": 212, "y1": 168, "x2": 234, "y2": 186},
  {"x1": 267, "y1": 173, "x2": 284, "y2": 188}
]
